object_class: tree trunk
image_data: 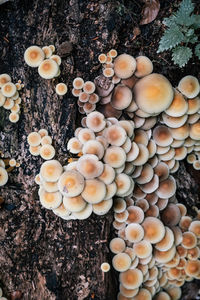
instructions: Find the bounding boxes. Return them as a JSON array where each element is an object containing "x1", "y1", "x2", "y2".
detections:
[{"x1": 0, "y1": 0, "x2": 199, "y2": 299}]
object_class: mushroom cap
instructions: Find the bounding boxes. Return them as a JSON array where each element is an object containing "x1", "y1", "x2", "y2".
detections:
[
  {"x1": 120, "y1": 285, "x2": 139, "y2": 298},
  {"x1": 98, "y1": 163, "x2": 115, "y2": 185},
  {"x1": 40, "y1": 144, "x2": 55, "y2": 160},
  {"x1": 99, "y1": 102, "x2": 122, "y2": 119},
  {"x1": 156, "y1": 176, "x2": 176, "y2": 199},
  {"x1": 104, "y1": 146, "x2": 126, "y2": 168},
  {"x1": 185, "y1": 260, "x2": 200, "y2": 277},
  {"x1": 98, "y1": 53, "x2": 107, "y2": 63},
  {"x1": 134, "y1": 288, "x2": 152, "y2": 300},
  {"x1": 170, "y1": 123, "x2": 190, "y2": 140},
  {"x1": 40, "y1": 160, "x2": 63, "y2": 182},
  {"x1": 153, "y1": 126, "x2": 173, "y2": 147},
  {"x1": 136, "y1": 199, "x2": 149, "y2": 212},
  {"x1": 176, "y1": 203, "x2": 187, "y2": 217},
  {"x1": 119, "y1": 268, "x2": 143, "y2": 290},
  {"x1": 111, "y1": 84, "x2": 132, "y2": 110},
  {"x1": 86, "y1": 111, "x2": 106, "y2": 132},
  {"x1": 145, "y1": 205, "x2": 159, "y2": 218},
  {"x1": 72, "y1": 203, "x2": 93, "y2": 220},
  {"x1": 171, "y1": 226, "x2": 183, "y2": 246},
  {"x1": 81, "y1": 179, "x2": 106, "y2": 204},
  {"x1": 178, "y1": 75, "x2": 200, "y2": 98},
  {"x1": 78, "y1": 128, "x2": 95, "y2": 144},
  {"x1": 182, "y1": 231, "x2": 197, "y2": 249},
  {"x1": 0, "y1": 91, "x2": 6, "y2": 107},
  {"x1": 73, "y1": 77, "x2": 84, "y2": 89},
  {"x1": 0, "y1": 73, "x2": 11, "y2": 87},
  {"x1": 38, "y1": 59, "x2": 59, "y2": 79},
  {"x1": 133, "y1": 240, "x2": 153, "y2": 259},
  {"x1": 114, "y1": 54, "x2": 136, "y2": 79},
  {"x1": 134, "y1": 73, "x2": 174, "y2": 115},
  {"x1": 67, "y1": 137, "x2": 82, "y2": 154},
  {"x1": 24, "y1": 45, "x2": 45, "y2": 67},
  {"x1": 104, "y1": 181, "x2": 117, "y2": 200},
  {"x1": 162, "y1": 113, "x2": 188, "y2": 129},
  {"x1": 50, "y1": 54, "x2": 61, "y2": 65},
  {"x1": 53, "y1": 203, "x2": 70, "y2": 218},
  {"x1": 154, "y1": 291, "x2": 171, "y2": 300},
  {"x1": 134, "y1": 130, "x2": 149, "y2": 146},
  {"x1": 112, "y1": 253, "x2": 132, "y2": 272},
  {"x1": 92, "y1": 198, "x2": 113, "y2": 215},
  {"x1": 189, "y1": 220, "x2": 200, "y2": 238},
  {"x1": 125, "y1": 223, "x2": 144, "y2": 243},
  {"x1": 109, "y1": 237, "x2": 126, "y2": 254},
  {"x1": 165, "y1": 90, "x2": 188, "y2": 117},
  {"x1": 2, "y1": 82, "x2": 16, "y2": 97},
  {"x1": 142, "y1": 217, "x2": 165, "y2": 244},
  {"x1": 58, "y1": 170, "x2": 85, "y2": 197},
  {"x1": 109, "y1": 49, "x2": 118, "y2": 58},
  {"x1": 82, "y1": 140, "x2": 104, "y2": 159},
  {"x1": 42, "y1": 181, "x2": 58, "y2": 193},
  {"x1": 135, "y1": 56, "x2": 153, "y2": 78},
  {"x1": 126, "y1": 142, "x2": 140, "y2": 162},
  {"x1": 127, "y1": 206, "x2": 144, "y2": 224},
  {"x1": 187, "y1": 97, "x2": 200, "y2": 114},
  {"x1": 132, "y1": 144, "x2": 149, "y2": 166},
  {"x1": 103, "y1": 124, "x2": 127, "y2": 146},
  {"x1": 119, "y1": 120, "x2": 134, "y2": 138},
  {"x1": 154, "y1": 162, "x2": 169, "y2": 182},
  {"x1": 189, "y1": 122, "x2": 200, "y2": 140},
  {"x1": 147, "y1": 140, "x2": 157, "y2": 158},
  {"x1": 114, "y1": 198, "x2": 126, "y2": 213},
  {"x1": 9, "y1": 112, "x2": 19, "y2": 123},
  {"x1": 156, "y1": 198, "x2": 168, "y2": 211},
  {"x1": 101, "y1": 262, "x2": 110, "y2": 272},
  {"x1": 63, "y1": 195, "x2": 86, "y2": 212},
  {"x1": 79, "y1": 92, "x2": 89, "y2": 103},
  {"x1": 115, "y1": 173, "x2": 132, "y2": 196},
  {"x1": 155, "y1": 227, "x2": 174, "y2": 251},
  {"x1": 166, "y1": 287, "x2": 182, "y2": 300},
  {"x1": 174, "y1": 146, "x2": 187, "y2": 161},
  {"x1": 154, "y1": 245, "x2": 176, "y2": 264},
  {"x1": 187, "y1": 247, "x2": 200, "y2": 260},
  {"x1": 0, "y1": 166, "x2": 8, "y2": 186},
  {"x1": 41, "y1": 135, "x2": 52, "y2": 145},
  {"x1": 140, "y1": 174, "x2": 159, "y2": 194},
  {"x1": 83, "y1": 81, "x2": 95, "y2": 94},
  {"x1": 39, "y1": 189, "x2": 62, "y2": 209},
  {"x1": 161, "y1": 204, "x2": 181, "y2": 226},
  {"x1": 89, "y1": 93, "x2": 99, "y2": 104},
  {"x1": 42, "y1": 46, "x2": 52, "y2": 58},
  {"x1": 103, "y1": 67, "x2": 114, "y2": 78},
  {"x1": 77, "y1": 154, "x2": 103, "y2": 179},
  {"x1": 56, "y1": 83, "x2": 68, "y2": 95}
]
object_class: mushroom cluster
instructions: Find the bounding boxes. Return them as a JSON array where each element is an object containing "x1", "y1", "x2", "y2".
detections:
[
  {"x1": 27, "y1": 129, "x2": 55, "y2": 160},
  {"x1": 0, "y1": 155, "x2": 20, "y2": 187},
  {"x1": 72, "y1": 77, "x2": 100, "y2": 116},
  {"x1": 24, "y1": 45, "x2": 67, "y2": 96},
  {"x1": 0, "y1": 73, "x2": 23, "y2": 123}
]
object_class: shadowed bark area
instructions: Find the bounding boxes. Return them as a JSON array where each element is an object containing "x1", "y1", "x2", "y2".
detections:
[{"x1": 0, "y1": 0, "x2": 200, "y2": 299}]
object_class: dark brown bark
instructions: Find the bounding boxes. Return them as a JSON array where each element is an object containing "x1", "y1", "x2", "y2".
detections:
[{"x1": 0, "y1": 0, "x2": 200, "y2": 299}]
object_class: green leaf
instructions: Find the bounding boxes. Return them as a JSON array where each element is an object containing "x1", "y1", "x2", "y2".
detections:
[
  {"x1": 162, "y1": 15, "x2": 177, "y2": 27},
  {"x1": 178, "y1": 0, "x2": 194, "y2": 15},
  {"x1": 172, "y1": 46, "x2": 192, "y2": 67},
  {"x1": 191, "y1": 15, "x2": 200, "y2": 29},
  {"x1": 175, "y1": 0, "x2": 195, "y2": 25},
  {"x1": 195, "y1": 44, "x2": 200, "y2": 59},
  {"x1": 157, "y1": 26, "x2": 184, "y2": 53}
]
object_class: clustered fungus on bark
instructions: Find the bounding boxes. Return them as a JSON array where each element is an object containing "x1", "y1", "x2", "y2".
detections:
[
  {"x1": 0, "y1": 74, "x2": 23, "y2": 123},
  {"x1": 0, "y1": 154, "x2": 20, "y2": 187},
  {"x1": 24, "y1": 45, "x2": 67, "y2": 96}
]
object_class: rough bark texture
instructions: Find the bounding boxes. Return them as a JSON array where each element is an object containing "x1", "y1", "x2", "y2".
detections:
[{"x1": 0, "y1": 0, "x2": 200, "y2": 299}]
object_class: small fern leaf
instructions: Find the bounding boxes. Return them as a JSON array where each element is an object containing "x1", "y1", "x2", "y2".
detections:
[
  {"x1": 172, "y1": 46, "x2": 192, "y2": 67},
  {"x1": 157, "y1": 26, "x2": 184, "y2": 53},
  {"x1": 178, "y1": 0, "x2": 194, "y2": 15},
  {"x1": 162, "y1": 15, "x2": 176, "y2": 27},
  {"x1": 175, "y1": 0, "x2": 194, "y2": 25},
  {"x1": 195, "y1": 44, "x2": 200, "y2": 60},
  {"x1": 191, "y1": 15, "x2": 200, "y2": 29}
]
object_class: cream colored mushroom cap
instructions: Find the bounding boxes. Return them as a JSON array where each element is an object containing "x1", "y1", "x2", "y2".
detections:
[
  {"x1": 38, "y1": 59, "x2": 59, "y2": 79},
  {"x1": 178, "y1": 75, "x2": 200, "y2": 99},
  {"x1": 24, "y1": 45, "x2": 45, "y2": 67},
  {"x1": 63, "y1": 195, "x2": 86, "y2": 212},
  {"x1": 39, "y1": 189, "x2": 62, "y2": 209},
  {"x1": 114, "y1": 54, "x2": 136, "y2": 79},
  {"x1": 112, "y1": 252, "x2": 132, "y2": 272},
  {"x1": 81, "y1": 178, "x2": 106, "y2": 204},
  {"x1": 135, "y1": 56, "x2": 153, "y2": 78},
  {"x1": 2, "y1": 82, "x2": 16, "y2": 97},
  {"x1": 0, "y1": 166, "x2": 8, "y2": 186},
  {"x1": 56, "y1": 83, "x2": 68, "y2": 95},
  {"x1": 134, "y1": 73, "x2": 174, "y2": 115},
  {"x1": 58, "y1": 170, "x2": 85, "y2": 197},
  {"x1": 0, "y1": 73, "x2": 11, "y2": 87},
  {"x1": 40, "y1": 144, "x2": 55, "y2": 160},
  {"x1": 40, "y1": 160, "x2": 63, "y2": 182},
  {"x1": 72, "y1": 203, "x2": 93, "y2": 220},
  {"x1": 119, "y1": 268, "x2": 143, "y2": 290},
  {"x1": 142, "y1": 217, "x2": 165, "y2": 244}
]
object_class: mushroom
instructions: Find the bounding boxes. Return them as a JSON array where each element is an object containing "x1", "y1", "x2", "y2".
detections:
[
  {"x1": 56, "y1": 83, "x2": 68, "y2": 95},
  {"x1": 111, "y1": 84, "x2": 132, "y2": 110},
  {"x1": 0, "y1": 166, "x2": 8, "y2": 186},
  {"x1": 40, "y1": 144, "x2": 55, "y2": 160},
  {"x1": 24, "y1": 45, "x2": 45, "y2": 67},
  {"x1": 125, "y1": 223, "x2": 144, "y2": 243},
  {"x1": 112, "y1": 253, "x2": 132, "y2": 272},
  {"x1": 38, "y1": 59, "x2": 59, "y2": 79},
  {"x1": 63, "y1": 195, "x2": 86, "y2": 212},
  {"x1": 114, "y1": 54, "x2": 136, "y2": 79},
  {"x1": 142, "y1": 217, "x2": 165, "y2": 244},
  {"x1": 135, "y1": 56, "x2": 153, "y2": 78},
  {"x1": 101, "y1": 262, "x2": 110, "y2": 272},
  {"x1": 119, "y1": 269, "x2": 143, "y2": 290},
  {"x1": 40, "y1": 160, "x2": 63, "y2": 182},
  {"x1": 178, "y1": 75, "x2": 200, "y2": 99},
  {"x1": 0, "y1": 73, "x2": 11, "y2": 87},
  {"x1": 2, "y1": 82, "x2": 16, "y2": 97}
]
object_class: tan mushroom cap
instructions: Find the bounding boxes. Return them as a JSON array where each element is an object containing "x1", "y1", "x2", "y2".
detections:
[
  {"x1": 2, "y1": 82, "x2": 16, "y2": 97},
  {"x1": 165, "y1": 90, "x2": 188, "y2": 117},
  {"x1": 41, "y1": 135, "x2": 52, "y2": 145},
  {"x1": 136, "y1": 199, "x2": 149, "y2": 212},
  {"x1": 109, "y1": 237, "x2": 126, "y2": 254},
  {"x1": 24, "y1": 45, "x2": 45, "y2": 67},
  {"x1": 104, "y1": 125, "x2": 127, "y2": 146},
  {"x1": 40, "y1": 160, "x2": 63, "y2": 182},
  {"x1": 115, "y1": 173, "x2": 132, "y2": 196},
  {"x1": 89, "y1": 93, "x2": 99, "y2": 104},
  {"x1": 166, "y1": 287, "x2": 182, "y2": 300},
  {"x1": 114, "y1": 198, "x2": 126, "y2": 213},
  {"x1": 67, "y1": 137, "x2": 82, "y2": 154},
  {"x1": 86, "y1": 111, "x2": 106, "y2": 132},
  {"x1": 142, "y1": 217, "x2": 165, "y2": 244},
  {"x1": 29, "y1": 145, "x2": 40, "y2": 156},
  {"x1": 81, "y1": 179, "x2": 106, "y2": 204},
  {"x1": 133, "y1": 240, "x2": 152, "y2": 259},
  {"x1": 78, "y1": 128, "x2": 95, "y2": 144},
  {"x1": 42, "y1": 46, "x2": 52, "y2": 58},
  {"x1": 73, "y1": 77, "x2": 84, "y2": 89},
  {"x1": 58, "y1": 170, "x2": 84, "y2": 197},
  {"x1": 0, "y1": 73, "x2": 11, "y2": 87},
  {"x1": 0, "y1": 166, "x2": 8, "y2": 186},
  {"x1": 126, "y1": 142, "x2": 140, "y2": 162},
  {"x1": 185, "y1": 260, "x2": 200, "y2": 277},
  {"x1": 190, "y1": 122, "x2": 200, "y2": 140},
  {"x1": 27, "y1": 132, "x2": 41, "y2": 147},
  {"x1": 63, "y1": 195, "x2": 86, "y2": 212},
  {"x1": 82, "y1": 140, "x2": 104, "y2": 159},
  {"x1": 104, "y1": 181, "x2": 117, "y2": 200},
  {"x1": 79, "y1": 92, "x2": 89, "y2": 103},
  {"x1": 101, "y1": 262, "x2": 110, "y2": 272},
  {"x1": 134, "y1": 288, "x2": 152, "y2": 300},
  {"x1": 103, "y1": 67, "x2": 114, "y2": 78},
  {"x1": 112, "y1": 253, "x2": 132, "y2": 272},
  {"x1": 153, "y1": 126, "x2": 173, "y2": 147},
  {"x1": 119, "y1": 268, "x2": 143, "y2": 290},
  {"x1": 56, "y1": 83, "x2": 68, "y2": 95},
  {"x1": 77, "y1": 154, "x2": 103, "y2": 179},
  {"x1": 189, "y1": 220, "x2": 200, "y2": 238},
  {"x1": 156, "y1": 198, "x2": 168, "y2": 211},
  {"x1": 39, "y1": 189, "x2": 62, "y2": 209},
  {"x1": 134, "y1": 130, "x2": 149, "y2": 146},
  {"x1": 115, "y1": 209, "x2": 129, "y2": 223},
  {"x1": 179, "y1": 216, "x2": 192, "y2": 231},
  {"x1": 187, "y1": 247, "x2": 200, "y2": 260},
  {"x1": 93, "y1": 198, "x2": 113, "y2": 215},
  {"x1": 72, "y1": 203, "x2": 92, "y2": 220},
  {"x1": 155, "y1": 227, "x2": 174, "y2": 251},
  {"x1": 145, "y1": 205, "x2": 159, "y2": 218},
  {"x1": 133, "y1": 185, "x2": 147, "y2": 200},
  {"x1": 108, "y1": 49, "x2": 118, "y2": 58},
  {"x1": 193, "y1": 160, "x2": 200, "y2": 170},
  {"x1": 182, "y1": 231, "x2": 197, "y2": 249},
  {"x1": 50, "y1": 54, "x2": 61, "y2": 65},
  {"x1": 134, "y1": 73, "x2": 174, "y2": 115},
  {"x1": 132, "y1": 144, "x2": 149, "y2": 166},
  {"x1": 187, "y1": 97, "x2": 200, "y2": 114},
  {"x1": 154, "y1": 291, "x2": 171, "y2": 300},
  {"x1": 38, "y1": 59, "x2": 58, "y2": 79},
  {"x1": 3, "y1": 98, "x2": 14, "y2": 110},
  {"x1": 161, "y1": 204, "x2": 181, "y2": 226},
  {"x1": 156, "y1": 176, "x2": 176, "y2": 199},
  {"x1": 135, "y1": 56, "x2": 153, "y2": 78},
  {"x1": 127, "y1": 206, "x2": 144, "y2": 224},
  {"x1": 111, "y1": 84, "x2": 132, "y2": 110},
  {"x1": 171, "y1": 226, "x2": 183, "y2": 246},
  {"x1": 98, "y1": 164, "x2": 115, "y2": 185},
  {"x1": 178, "y1": 75, "x2": 200, "y2": 99},
  {"x1": 176, "y1": 203, "x2": 187, "y2": 217},
  {"x1": 139, "y1": 175, "x2": 159, "y2": 194},
  {"x1": 162, "y1": 113, "x2": 188, "y2": 129},
  {"x1": 119, "y1": 120, "x2": 134, "y2": 138},
  {"x1": 114, "y1": 54, "x2": 136, "y2": 79},
  {"x1": 40, "y1": 144, "x2": 55, "y2": 160},
  {"x1": 53, "y1": 202, "x2": 71, "y2": 218},
  {"x1": 155, "y1": 245, "x2": 176, "y2": 264},
  {"x1": 104, "y1": 146, "x2": 126, "y2": 168},
  {"x1": 98, "y1": 53, "x2": 107, "y2": 63},
  {"x1": 174, "y1": 146, "x2": 187, "y2": 160},
  {"x1": 9, "y1": 112, "x2": 19, "y2": 123},
  {"x1": 0, "y1": 91, "x2": 6, "y2": 107},
  {"x1": 83, "y1": 81, "x2": 95, "y2": 94},
  {"x1": 147, "y1": 140, "x2": 157, "y2": 159},
  {"x1": 170, "y1": 123, "x2": 190, "y2": 141},
  {"x1": 125, "y1": 223, "x2": 144, "y2": 243},
  {"x1": 42, "y1": 180, "x2": 58, "y2": 193},
  {"x1": 120, "y1": 285, "x2": 139, "y2": 298},
  {"x1": 154, "y1": 162, "x2": 169, "y2": 182}
]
